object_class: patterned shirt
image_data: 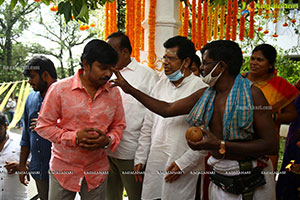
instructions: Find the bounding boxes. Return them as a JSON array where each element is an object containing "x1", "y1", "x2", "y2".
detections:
[{"x1": 35, "y1": 69, "x2": 126, "y2": 192}]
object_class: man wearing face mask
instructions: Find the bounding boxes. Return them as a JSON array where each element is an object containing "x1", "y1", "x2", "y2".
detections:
[
  {"x1": 133, "y1": 36, "x2": 207, "y2": 200},
  {"x1": 111, "y1": 40, "x2": 278, "y2": 200}
]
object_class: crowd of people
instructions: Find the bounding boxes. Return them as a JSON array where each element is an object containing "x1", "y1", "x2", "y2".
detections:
[{"x1": 0, "y1": 33, "x2": 299, "y2": 200}]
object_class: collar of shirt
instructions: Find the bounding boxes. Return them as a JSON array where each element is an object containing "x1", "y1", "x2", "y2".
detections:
[
  {"x1": 170, "y1": 73, "x2": 195, "y2": 88},
  {"x1": 71, "y1": 68, "x2": 110, "y2": 93},
  {"x1": 120, "y1": 58, "x2": 137, "y2": 72}
]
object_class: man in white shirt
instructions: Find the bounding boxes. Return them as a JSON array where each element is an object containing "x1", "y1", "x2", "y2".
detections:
[
  {"x1": 106, "y1": 32, "x2": 159, "y2": 200},
  {"x1": 134, "y1": 36, "x2": 207, "y2": 200},
  {"x1": 0, "y1": 112, "x2": 28, "y2": 200}
]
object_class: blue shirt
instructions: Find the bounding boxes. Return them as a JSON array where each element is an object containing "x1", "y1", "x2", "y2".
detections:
[{"x1": 20, "y1": 91, "x2": 51, "y2": 180}]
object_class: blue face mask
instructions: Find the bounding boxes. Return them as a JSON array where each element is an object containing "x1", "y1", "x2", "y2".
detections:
[{"x1": 166, "y1": 61, "x2": 185, "y2": 82}]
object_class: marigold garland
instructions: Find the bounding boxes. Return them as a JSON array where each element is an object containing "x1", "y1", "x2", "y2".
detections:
[
  {"x1": 265, "y1": 0, "x2": 271, "y2": 19},
  {"x1": 203, "y1": 0, "x2": 208, "y2": 46},
  {"x1": 231, "y1": 0, "x2": 238, "y2": 41},
  {"x1": 219, "y1": 5, "x2": 225, "y2": 40},
  {"x1": 213, "y1": 5, "x2": 219, "y2": 40},
  {"x1": 134, "y1": 0, "x2": 141, "y2": 62},
  {"x1": 141, "y1": 0, "x2": 145, "y2": 51},
  {"x1": 111, "y1": 1, "x2": 117, "y2": 33},
  {"x1": 273, "y1": 0, "x2": 279, "y2": 20},
  {"x1": 225, "y1": 0, "x2": 232, "y2": 40},
  {"x1": 108, "y1": 2, "x2": 112, "y2": 35},
  {"x1": 104, "y1": 2, "x2": 109, "y2": 39},
  {"x1": 258, "y1": 0, "x2": 263, "y2": 16},
  {"x1": 178, "y1": 1, "x2": 183, "y2": 36},
  {"x1": 207, "y1": 2, "x2": 213, "y2": 41},
  {"x1": 147, "y1": 0, "x2": 157, "y2": 69},
  {"x1": 248, "y1": 1, "x2": 255, "y2": 39},
  {"x1": 239, "y1": 0, "x2": 245, "y2": 41},
  {"x1": 196, "y1": 0, "x2": 202, "y2": 49},
  {"x1": 183, "y1": 1, "x2": 189, "y2": 37},
  {"x1": 191, "y1": 0, "x2": 196, "y2": 44}
]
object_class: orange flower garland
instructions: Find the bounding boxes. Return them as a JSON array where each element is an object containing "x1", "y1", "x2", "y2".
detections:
[
  {"x1": 239, "y1": 0, "x2": 245, "y2": 41},
  {"x1": 196, "y1": 0, "x2": 202, "y2": 49},
  {"x1": 265, "y1": 0, "x2": 271, "y2": 19},
  {"x1": 134, "y1": 0, "x2": 141, "y2": 62},
  {"x1": 248, "y1": 1, "x2": 255, "y2": 39},
  {"x1": 104, "y1": 2, "x2": 109, "y2": 39},
  {"x1": 213, "y1": 5, "x2": 219, "y2": 40},
  {"x1": 111, "y1": 1, "x2": 117, "y2": 33},
  {"x1": 258, "y1": 0, "x2": 263, "y2": 16},
  {"x1": 231, "y1": 0, "x2": 238, "y2": 41},
  {"x1": 202, "y1": 0, "x2": 208, "y2": 46},
  {"x1": 207, "y1": 2, "x2": 213, "y2": 41},
  {"x1": 225, "y1": 0, "x2": 232, "y2": 40},
  {"x1": 191, "y1": 0, "x2": 196, "y2": 44},
  {"x1": 178, "y1": 1, "x2": 183, "y2": 36},
  {"x1": 183, "y1": 1, "x2": 189, "y2": 37},
  {"x1": 108, "y1": 2, "x2": 112, "y2": 35},
  {"x1": 147, "y1": 0, "x2": 157, "y2": 69},
  {"x1": 273, "y1": 0, "x2": 279, "y2": 20},
  {"x1": 141, "y1": 0, "x2": 145, "y2": 51},
  {"x1": 219, "y1": 5, "x2": 225, "y2": 40}
]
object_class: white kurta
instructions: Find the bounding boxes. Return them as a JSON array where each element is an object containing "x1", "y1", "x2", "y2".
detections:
[
  {"x1": 135, "y1": 74, "x2": 208, "y2": 200},
  {"x1": 0, "y1": 132, "x2": 28, "y2": 200},
  {"x1": 107, "y1": 58, "x2": 158, "y2": 159}
]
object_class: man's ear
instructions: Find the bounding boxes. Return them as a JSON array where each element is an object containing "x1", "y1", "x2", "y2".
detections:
[
  {"x1": 183, "y1": 57, "x2": 191, "y2": 69},
  {"x1": 218, "y1": 61, "x2": 227, "y2": 73},
  {"x1": 82, "y1": 59, "x2": 90, "y2": 71},
  {"x1": 41, "y1": 71, "x2": 50, "y2": 80},
  {"x1": 121, "y1": 48, "x2": 130, "y2": 56}
]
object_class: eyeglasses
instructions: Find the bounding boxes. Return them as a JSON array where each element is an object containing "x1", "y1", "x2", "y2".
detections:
[{"x1": 161, "y1": 56, "x2": 180, "y2": 62}]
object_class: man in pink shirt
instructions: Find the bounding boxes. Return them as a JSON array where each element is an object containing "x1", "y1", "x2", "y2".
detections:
[{"x1": 35, "y1": 39, "x2": 126, "y2": 200}]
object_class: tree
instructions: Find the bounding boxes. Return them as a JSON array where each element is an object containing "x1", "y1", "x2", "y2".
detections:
[
  {"x1": 34, "y1": 10, "x2": 96, "y2": 78},
  {"x1": 0, "y1": 1, "x2": 38, "y2": 67}
]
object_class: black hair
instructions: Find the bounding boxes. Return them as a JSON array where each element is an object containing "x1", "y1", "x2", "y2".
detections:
[
  {"x1": 23, "y1": 56, "x2": 57, "y2": 79},
  {"x1": 201, "y1": 40, "x2": 242, "y2": 76},
  {"x1": 0, "y1": 112, "x2": 6, "y2": 126},
  {"x1": 80, "y1": 39, "x2": 118, "y2": 68},
  {"x1": 193, "y1": 54, "x2": 201, "y2": 69},
  {"x1": 252, "y1": 44, "x2": 276, "y2": 73},
  {"x1": 107, "y1": 32, "x2": 132, "y2": 54},
  {"x1": 163, "y1": 36, "x2": 196, "y2": 67}
]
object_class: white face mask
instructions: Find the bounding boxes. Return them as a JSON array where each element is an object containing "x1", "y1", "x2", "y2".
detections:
[{"x1": 201, "y1": 62, "x2": 222, "y2": 87}]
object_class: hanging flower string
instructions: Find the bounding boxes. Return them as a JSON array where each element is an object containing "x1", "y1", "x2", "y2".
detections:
[
  {"x1": 265, "y1": 0, "x2": 271, "y2": 19},
  {"x1": 248, "y1": 1, "x2": 255, "y2": 39},
  {"x1": 207, "y1": 2, "x2": 213, "y2": 41},
  {"x1": 141, "y1": 0, "x2": 145, "y2": 51},
  {"x1": 213, "y1": 5, "x2": 219, "y2": 40},
  {"x1": 219, "y1": 5, "x2": 225, "y2": 40},
  {"x1": 231, "y1": 0, "x2": 238, "y2": 41},
  {"x1": 104, "y1": 2, "x2": 109, "y2": 39},
  {"x1": 147, "y1": 0, "x2": 157, "y2": 69},
  {"x1": 183, "y1": 1, "x2": 189, "y2": 37},
  {"x1": 258, "y1": 0, "x2": 263, "y2": 16},
  {"x1": 196, "y1": 0, "x2": 202, "y2": 49},
  {"x1": 225, "y1": 0, "x2": 232, "y2": 40},
  {"x1": 111, "y1": 1, "x2": 117, "y2": 33},
  {"x1": 239, "y1": 0, "x2": 245, "y2": 41},
  {"x1": 273, "y1": 0, "x2": 279, "y2": 23},
  {"x1": 134, "y1": 0, "x2": 141, "y2": 62},
  {"x1": 191, "y1": 0, "x2": 196, "y2": 44},
  {"x1": 178, "y1": 1, "x2": 183, "y2": 36},
  {"x1": 203, "y1": 0, "x2": 208, "y2": 46}
]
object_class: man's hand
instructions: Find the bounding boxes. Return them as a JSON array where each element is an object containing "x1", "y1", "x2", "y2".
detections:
[
  {"x1": 30, "y1": 118, "x2": 38, "y2": 131},
  {"x1": 4, "y1": 161, "x2": 19, "y2": 174},
  {"x1": 187, "y1": 128, "x2": 220, "y2": 151},
  {"x1": 110, "y1": 69, "x2": 132, "y2": 94},
  {"x1": 165, "y1": 162, "x2": 183, "y2": 183},
  {"x1": 18, "y1": 165, "x2": 30, "y2": 186},
  {"x1": 134, "y1": 163, "x2": 143, "y2": 183},
  {"x1": 77, "y1": 128, "x2": 109, "y2": 150},
  {"x1": 76, "y1": 128, "x2": 102, "y2": 144}
]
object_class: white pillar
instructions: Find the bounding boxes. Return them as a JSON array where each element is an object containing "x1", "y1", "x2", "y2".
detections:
[{"x1": 141, "y1": 0, "x2": 181, "y2": 62}]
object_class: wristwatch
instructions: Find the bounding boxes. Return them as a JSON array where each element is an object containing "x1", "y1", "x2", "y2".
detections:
[
  {"x1": 104, "y1": 136, "x2": 111, "y2": 149},
  {"x1": 219, "y1": 140, "x2": 226, "y2": 155}
]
